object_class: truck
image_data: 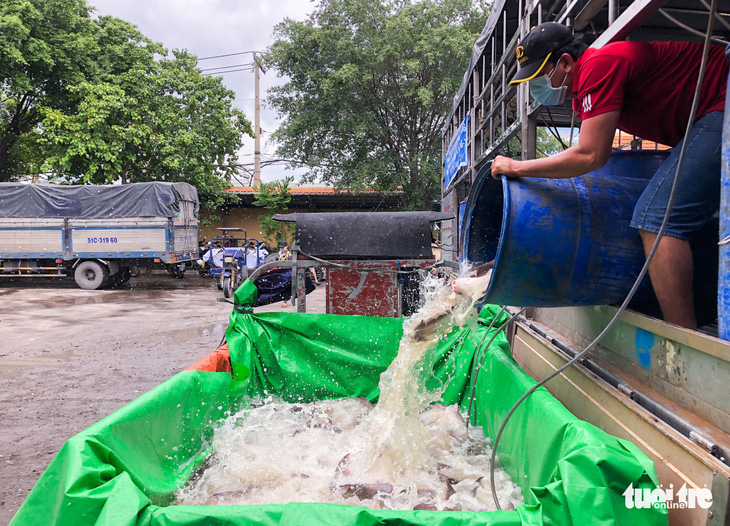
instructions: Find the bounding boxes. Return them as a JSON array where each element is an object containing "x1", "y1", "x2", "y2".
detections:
[
  {"x1": 0, "y1": 182, "x2": 199, "y2": 290},
  {"x1": 442, "y1": 1, "x2": 730, "y2": 525}
]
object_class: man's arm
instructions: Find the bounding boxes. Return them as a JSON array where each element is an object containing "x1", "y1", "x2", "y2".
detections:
[{"x1": 491, "y1": 110, "x2": 620, "y2": 179}]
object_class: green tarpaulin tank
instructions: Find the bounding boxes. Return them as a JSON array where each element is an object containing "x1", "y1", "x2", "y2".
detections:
[{"x1": 10, "y1": 280, "x2": 667, "y2": 525}]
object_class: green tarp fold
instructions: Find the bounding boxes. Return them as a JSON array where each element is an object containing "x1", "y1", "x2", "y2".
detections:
[{"x1": 11, "y1": 279, "x2": 667, "y2": 525}]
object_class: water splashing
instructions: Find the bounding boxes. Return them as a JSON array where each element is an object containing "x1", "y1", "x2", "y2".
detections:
[{"x1": 175, "y1": 270, "x2": 522, "y2": 511}]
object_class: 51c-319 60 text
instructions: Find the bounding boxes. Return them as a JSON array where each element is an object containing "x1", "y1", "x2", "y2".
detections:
[{"x1": 87, "y1": 237, "x2": 118, "y2": 244}]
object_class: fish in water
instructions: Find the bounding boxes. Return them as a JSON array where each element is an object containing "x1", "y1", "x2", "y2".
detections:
[
  {"x1": 179, "y1": 397, "x2": 523, "y2": 511},
  {"x1": 335, "y1": 453, "x2": 351, "y2": 476},
  {"x1": 339, "y1": 483, "x2": 394, "y2": 500},
  {"x1": 413, "y1": 502, "x2": 438, "y2": 511},
  {"x1": 409, "y1": 308, "x2": 457, "y2": 341},
  {"x1": 175, "y1": 270, "x2": 523, "y2": 512},
  {"x1": 408, "y1": 268, "x2": 493, "y2": 342},
  {"x1": 205, "y1": 490, "x2": 244, "y2": 505}
]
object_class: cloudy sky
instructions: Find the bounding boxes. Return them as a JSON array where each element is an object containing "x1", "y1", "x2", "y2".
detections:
[{"x1": 89, "y1": 0, "x2": 315, "y2": 185}]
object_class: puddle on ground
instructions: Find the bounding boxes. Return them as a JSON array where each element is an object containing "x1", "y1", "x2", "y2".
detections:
[
  {"x1": 17, "y1": 289, "x2": 168, "y2": 307},
  {"x1": 0, "y1": 271, "x2": 219, "y2": 293},
  {"x1": 167, "y1": 324, "x2": 226, "y2": 341},
  {"x1": 0, "y1": 323, "x2": 226, "y2": 378},
  {"x1": 0, "y1": 348, "x2": 84, "y2": 379}
]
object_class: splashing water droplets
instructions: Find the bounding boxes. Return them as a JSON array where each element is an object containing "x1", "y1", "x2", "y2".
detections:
[{"x1": 175, "y1": 271, "x2": 522, "y2": 511}]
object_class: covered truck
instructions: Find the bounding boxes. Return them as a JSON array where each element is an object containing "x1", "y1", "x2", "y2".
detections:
[{"x1": 0, "y1": 182, "x2": 199, "y2": 289}]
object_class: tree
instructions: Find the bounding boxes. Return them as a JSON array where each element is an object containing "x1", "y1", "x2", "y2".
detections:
[
  {"x1": 266, "y1": 0, "x2": 488, "y2": 210},
  {"x1": 505, "y1": 127, "x2": 566, "y2": 159},
  {"x1": 0, "y1": 0, "x2": 103, "y2": 180},
  {"x1": 252, "y1": 177, "x2": 296, "y2": 245},
  {"x1": 1, "y1": 0, "x2": 253, "y2": 216},
  {"x1": 33, "y1": 14, "x2": 166, "y2": 186},
  {"x1": 40, "y1": 49, "x2": 253, "y2": 212}
]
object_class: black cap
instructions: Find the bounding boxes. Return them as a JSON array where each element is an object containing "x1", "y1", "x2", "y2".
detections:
[{"x1": 510, "y1": 22, "x2": 573, "y2": 86}]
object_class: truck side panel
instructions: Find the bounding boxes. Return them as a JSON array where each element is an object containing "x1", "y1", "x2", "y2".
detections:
[
  {"x1": 69, "y1": 218, "x2": 168, "y2": 257},
  {"x1": 172, "y1": 201, "x2": 199, "y2": 257},
  {"x1": 174, "y1": 226, "x2": 198, "y2": 254},
  {"x1": 0, "y1": 218, "x2": 65, "y2": 257},
  {"x1": 1, "y1": 217, "x2": 198, "y2": 263}
]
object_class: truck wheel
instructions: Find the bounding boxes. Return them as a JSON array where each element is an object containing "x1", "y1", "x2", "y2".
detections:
[
  {"x1": 223, "y1": 276, "x2": 233, "y2": 298},
  {"x1": 74, "y1": 261, "x2": 109, "y2": 290},
  {"x1": 108, "y1": 267, "x2": 132, "y2": 287},
  {"x1": 166, "y1": 264, "x2": 185, "y2": 279},
  {"x1": 119, "y1": 267, "x2": 132, "y2": 284}
]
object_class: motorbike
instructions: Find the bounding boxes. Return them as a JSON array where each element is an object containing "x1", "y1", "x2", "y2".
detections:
[
  {"x1": 196, "y1": 228, "x2": 271, "y2": 298},
  {"x1": 220, "y1": 246, "x2": 247, "y2": 298}
]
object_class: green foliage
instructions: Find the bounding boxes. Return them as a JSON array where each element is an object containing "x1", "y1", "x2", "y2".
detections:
[
  {"x1": 40, "y1": 49, "x2": 252, "y2": 211},
  {"x1": 504, "y1": 127, "x2": 566, "y2": 159},
  {"x1": 266, "y1": 0, "x2": 488, "y2": 210},
  {"x1": 252, "y1": 177, "x2": 296, "y2": 245},
  {"x1": 0, "y1": 0, "x2": 253, "y2": 213},
  {"x1": 0, "y1": 0, "x2": 100, "y2": 180},
  {"x1": 536, "y1": 127, "x2": 566, "y2": 157}
]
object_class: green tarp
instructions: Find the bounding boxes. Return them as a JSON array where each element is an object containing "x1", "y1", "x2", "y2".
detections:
[{"x1": 11, "y1": 279, "x2": 667, "y2": 525}]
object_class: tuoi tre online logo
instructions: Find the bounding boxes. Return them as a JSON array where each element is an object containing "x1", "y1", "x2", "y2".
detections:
[{"x1": 623, "y1": 483, "x2": 713, "y2": 510}]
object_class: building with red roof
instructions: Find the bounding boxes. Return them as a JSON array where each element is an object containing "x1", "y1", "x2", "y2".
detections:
[{"x1": 199, "y1": 186, "x2": 404, "y2": 243}]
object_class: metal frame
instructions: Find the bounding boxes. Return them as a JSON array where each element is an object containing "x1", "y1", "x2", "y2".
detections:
[
  {"x1": 440, "y1": 0, "x2": 730, "y2": 263},
  {"x1": 247, "y1": 256, "x2": 460, "y2": 313},
  {"x1": 511, "y1": 321, "x2": 730, "y2": 526}
]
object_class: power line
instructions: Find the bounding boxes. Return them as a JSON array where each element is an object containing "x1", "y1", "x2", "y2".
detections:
[
  {"x1": 205, "y1": 68, "x2": 255, "y2": 75},
  {"x1": 198, "y1": 51, "x2": 260, "y2": 61},
  {"x1": 200, "y1": 63, "x2": 253, "y2": 72},
  {"x1": 231, "y1": 171, "x2": 249, "y2": 186},
  {"x1": 238, "y1": 158, "x2": 316, "y2": 169}
]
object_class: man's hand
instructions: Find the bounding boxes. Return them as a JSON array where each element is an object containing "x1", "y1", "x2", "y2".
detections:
[
  {"x1": 489, "y1": 110, "x2": 619, "y2": 180},
  {"x1": 491, "y1": 155, "x2": 515, "y2": 179}
]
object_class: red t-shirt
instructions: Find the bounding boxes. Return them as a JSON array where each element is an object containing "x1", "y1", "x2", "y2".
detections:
[{"x1": 573, "y1": 41, "x2": 728, "y2": 146}]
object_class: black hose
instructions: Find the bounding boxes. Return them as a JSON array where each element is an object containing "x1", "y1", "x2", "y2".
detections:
[{"x1": 466, "y1": 306, "x2": 525, "y2": 427}]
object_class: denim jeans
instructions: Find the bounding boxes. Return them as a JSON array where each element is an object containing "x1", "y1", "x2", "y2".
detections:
[{"x1": 631, "y1": 110, "x2": 723, "y2": 240}]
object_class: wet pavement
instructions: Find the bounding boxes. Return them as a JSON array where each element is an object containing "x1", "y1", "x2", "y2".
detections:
[{"x1": 0, "y1": 270, "x2": 326, "y2": 523}]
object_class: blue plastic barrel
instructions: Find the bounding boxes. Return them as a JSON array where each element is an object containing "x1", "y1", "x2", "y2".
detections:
[
  {"x1": 460, "y1": 151, "x2": 669, "y2": 307},
  {"x1": 718, "y1": 45, "x2": 730, "y2": 340}
]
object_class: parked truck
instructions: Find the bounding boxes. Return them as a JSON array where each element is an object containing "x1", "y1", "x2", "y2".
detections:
[{"x1": 0, "y1": 182, "x2": 199, "y2": 290}]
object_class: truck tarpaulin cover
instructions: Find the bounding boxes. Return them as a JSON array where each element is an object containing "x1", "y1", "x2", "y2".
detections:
[
  {"x1": 11, "y1": 279, "x2": 666, "y2": 526},
  {"x1": 0, "y1": 182, "x2": 199, "y2": 219}
]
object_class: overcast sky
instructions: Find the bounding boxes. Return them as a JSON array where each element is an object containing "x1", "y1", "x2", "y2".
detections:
[{"x1": 89, "y1": 0, "x2": 315, "y2": 185}]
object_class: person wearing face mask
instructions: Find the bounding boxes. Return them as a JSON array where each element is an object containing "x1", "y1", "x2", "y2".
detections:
[{"x1": 491, "y1": 22, "x2": 729, "y2": 329}]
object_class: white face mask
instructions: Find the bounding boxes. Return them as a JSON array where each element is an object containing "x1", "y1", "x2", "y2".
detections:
[{"x1": 529, "y1": 64, "x2": 568, "y2": 106}]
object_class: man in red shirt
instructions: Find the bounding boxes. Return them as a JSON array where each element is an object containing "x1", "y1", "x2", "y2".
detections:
[{"x1": 492, "y1": 22, "x2": 728, "y2": 329}]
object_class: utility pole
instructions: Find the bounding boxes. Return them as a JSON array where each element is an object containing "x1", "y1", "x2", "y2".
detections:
[{"x1": 253, "y1": 55, "x2": 262, "y2": 188}]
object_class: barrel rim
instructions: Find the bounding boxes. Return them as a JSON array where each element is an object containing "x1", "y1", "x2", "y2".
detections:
[{"x1": 485, "y1": 174, "x2": 510, "y2": 302}]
